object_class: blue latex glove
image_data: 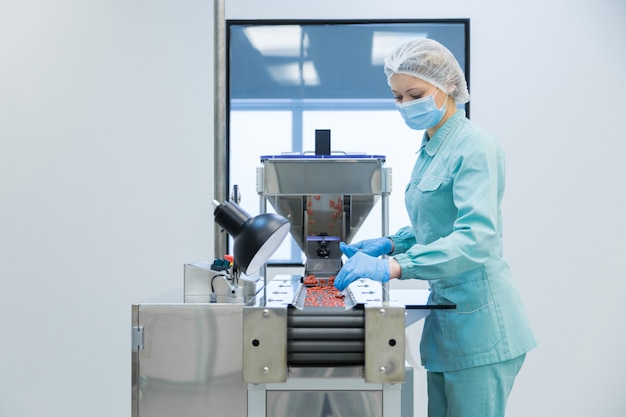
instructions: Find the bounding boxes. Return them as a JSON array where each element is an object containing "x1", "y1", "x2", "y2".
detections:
[
  {"x1": 339, "y1": 238, "x2": 392, "y2": 258},
  {"x1": 334, "y1": 252, "x2": 390, "y2": 291}
]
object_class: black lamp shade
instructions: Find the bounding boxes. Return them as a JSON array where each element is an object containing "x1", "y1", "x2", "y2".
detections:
[{"x1": 213, "y1": 200, "x2": 290, "y2": 275}]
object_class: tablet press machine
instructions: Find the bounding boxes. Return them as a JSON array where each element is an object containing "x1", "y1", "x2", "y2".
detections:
[{"x1": 132, "y1": 153, "x2": 438, "y2": 417}]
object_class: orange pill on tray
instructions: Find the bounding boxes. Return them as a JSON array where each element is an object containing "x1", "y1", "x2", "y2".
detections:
[{"x1": 303, "y1": 275, "x2": 345, "y2": 307}]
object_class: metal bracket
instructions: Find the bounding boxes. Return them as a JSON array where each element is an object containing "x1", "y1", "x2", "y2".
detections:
[
  {"x1": 382, "y1": 166, "x2": 393, "y2": 195},
  {"x1": 364, "y1": 306, "x2": 405, "y2": 383},
  {"x1": 256, "y1": 167, "x2": 264, "y2": 194},
  {"x1": 132, "y1": 326, "x2": 144, "y2": 352},
  {"x1": 243, "y1": 307, "x2": 287, "y2": 384}
]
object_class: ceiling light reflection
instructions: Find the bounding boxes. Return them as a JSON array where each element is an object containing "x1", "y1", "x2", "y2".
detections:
[
  {"x1": 371, "y1": 32, "x2": 428, "y2": 65},
  {"x1": 267, "y1": 61, "x2": 320, "y2": 86},
  {"x1": 243, "y1": 26, "x2": 307, "y2": 57}
]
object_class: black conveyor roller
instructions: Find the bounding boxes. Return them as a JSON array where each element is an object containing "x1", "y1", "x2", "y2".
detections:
[{"x1": 286, "y1": 305, "x2": 366, "y2": 367}]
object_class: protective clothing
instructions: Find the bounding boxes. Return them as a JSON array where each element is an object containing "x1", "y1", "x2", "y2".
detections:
[
  {"x1": 384, "y1": 38, "x2": 470, "y2": 104},
  {"x1": 388, "y1": 110, "x2": 537, "y2": 372},
  {"x1": 427, "y1": 354, "x2": 525, "y2": 417},
  {"x1": 339, "y1": 238, "x2": 393, "y2": 258},
  {"x1": 397, "y1": 90, "x2": 447, "y2": 130},
  {"x1": 334, "y1": 252, "x2": 389, "y2": 291}
]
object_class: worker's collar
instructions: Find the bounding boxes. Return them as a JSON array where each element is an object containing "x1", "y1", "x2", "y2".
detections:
[{"x1": 420, "y1": 110, "x2": 465, "y2": 156}]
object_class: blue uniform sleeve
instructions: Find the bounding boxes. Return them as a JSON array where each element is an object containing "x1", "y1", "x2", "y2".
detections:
[
  {"x1": 390, "y1": 130, "x2": 504, "y2": 280},
  {"x1": 388, "y1": 226, "x2": 416, "y2": 254}
]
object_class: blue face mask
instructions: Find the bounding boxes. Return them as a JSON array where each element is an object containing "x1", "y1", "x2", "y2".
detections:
[{"x1": 396, "y1": 90, "x2": 447, "y2": 130}]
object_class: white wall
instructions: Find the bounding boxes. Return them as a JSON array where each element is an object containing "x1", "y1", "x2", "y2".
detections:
[
  {"x1": 469, "y1": 2, "x2": 626, "y2": 416},
  {"x1": 1, "y1": 0, "x2": 625, "y2": 416},
  {"x1": 0, "y1": 1, "x2": 214, "y2": 416}
]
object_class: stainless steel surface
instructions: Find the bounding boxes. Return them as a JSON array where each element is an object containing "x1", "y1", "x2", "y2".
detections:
[
  {"x1": 243, "y1": 307, "x2": 288, "y2": 384},
  {"x1": 133, "y1": 304, "x2": 246, "y2": 417},
  {"x1": 213, "y1": 0, "x2": 227, "y2": 260},
  {"x1": 266, "y1": 274, "x2": 357, "y2": 310},
  {"x1": 247, "y1": 370, "x2": 413, "y2": 417},
  {"x1": 259, "y1": 156, "x2": 391, "y2": 251},
  {"x1": 183, "y1": 261, "x2": 262, "y2": 304},
  {"x1": 261, "y1": 157, "x2": 385, "y2": 195},
  {"x1": 132, "y1": 282, "x2": 420, "y2": 417},
  {"x1": 131, "y1": 305, "x2": 139, "y2": 417},
  {"x1": 258, "y1": 179, "x2": 268, "y2": 288},
  {"x1": 134, "y1": 146, "x2": 416, "y2": 415},
  {"x1": 266, "y1": 390, "x2": 383, "y2": 417},
  {"x1": 241, "y1": 275, "x2": 405, "y2": 384},
  {"x1": 131, "y1": 326, "x2": 144, "y2": 353},
  {"x1": 303, "y1": 235, "x2": 342, "y2": 277},
  {"x1": 364, "y1": 306, "x2": 406, "y2": 383},
  {"x1": 381, "y1": 169, "x2": 391, "y2": 301}
]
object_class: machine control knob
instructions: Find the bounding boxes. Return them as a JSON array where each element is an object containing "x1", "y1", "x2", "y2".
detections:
[
  {"x1": 263, "y1": 309, "x2": 269, "y2": 317},
  {"x1": 262, "y1": 366, "x2": 269, "y2": 374},
  {"x1": 379, "y1": 308, "x2": 386, "y2": 315},
  {"x1": 380, "y1": 366, "x2": 386, "y2": 374}
]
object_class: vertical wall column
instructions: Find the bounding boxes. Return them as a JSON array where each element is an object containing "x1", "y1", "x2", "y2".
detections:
[{"x1": 214, "y1": 0, "x2": 228, "y2": 259}]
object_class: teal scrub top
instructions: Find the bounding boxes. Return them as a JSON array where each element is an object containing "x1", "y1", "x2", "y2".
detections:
[{"x1": 389, "y1": 111, "x2": 537, "y2": 372}]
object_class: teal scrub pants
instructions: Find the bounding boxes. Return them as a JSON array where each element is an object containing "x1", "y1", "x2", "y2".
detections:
[{"x1": 426, "y1": 354, "x2": 526, "y2": 417}]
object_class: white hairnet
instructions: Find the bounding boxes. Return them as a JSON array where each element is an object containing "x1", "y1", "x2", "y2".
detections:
[{"x1": 384, "y1": 38, "x2": 470, "y2": 104}]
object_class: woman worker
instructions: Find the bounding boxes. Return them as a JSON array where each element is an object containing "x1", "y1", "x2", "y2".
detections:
[{"x1": 334, "y1": 38, "x2": 537, "y2": 417}]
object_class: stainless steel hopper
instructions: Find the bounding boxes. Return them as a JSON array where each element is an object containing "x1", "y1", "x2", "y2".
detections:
[{"x1": 257, "y1": 154, "x2": 392, "y2": 258}]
